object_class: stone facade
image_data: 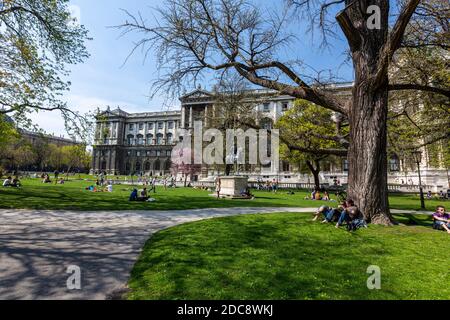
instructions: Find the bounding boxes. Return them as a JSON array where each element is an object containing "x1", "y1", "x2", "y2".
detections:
[{"x1": 92, "y1": 84, "x2": 449, "y2": 189}]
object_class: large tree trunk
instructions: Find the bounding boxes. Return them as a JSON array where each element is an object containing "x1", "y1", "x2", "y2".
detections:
[
  {"x1": 306, "y1": 160, "x2": 321, "y2": 191},
  {"x1": 345, "y1": 0, "x2": 394, "y2": 225}
]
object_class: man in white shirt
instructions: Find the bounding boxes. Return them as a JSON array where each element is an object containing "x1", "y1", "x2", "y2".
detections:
[{"x1": 3, "y1": 177, "x2": 12, "y2": 187}]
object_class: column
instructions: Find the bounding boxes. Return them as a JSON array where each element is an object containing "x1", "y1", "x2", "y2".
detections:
[
  {"x1": 204, "y1": 106, "x2": 209, "y2": 127},
  {"x1": 189, "y1": 106, "x2": 193, "y2": 128},
  {"x1": 181, "y1": 107, "x2": 186, "y2": 129}
]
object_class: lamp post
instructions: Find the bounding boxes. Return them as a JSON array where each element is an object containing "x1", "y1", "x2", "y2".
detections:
[{"x1": 412, "y1": 150, "x2": 425, "y2": 210}]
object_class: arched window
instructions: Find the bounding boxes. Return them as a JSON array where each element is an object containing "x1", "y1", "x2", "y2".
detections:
[
  {"x1": 154, "y1": 159, "x2": 161, "y2": 171},
  {"x1": 101, "y1": 161, "x2": 107, "y2": 170},
  {"x1": 167, "y1": 133, "x2": 173, "y2": 145},
  {"x1": 145, "y1": 162, "x2": 151, "y2": 171},
  {"x1": 135, "y1": 162, "x2": 141, "y2": 172},
  {"x1": 164, "y1": 160, "x2": 171, "y2": 171},
  {"x1": 127, "y1": 134, "x2": 134, "y2": 145},
  {"x1": 136, "y1": 134, "x2": 144, "y2": 145},
  {"x1": 146, "y1": 134, "x2": 154, "y2": 145},
  {"x1": 125, "y1": 162, "x2": 131, "y2": 172},
  {"x1": 260, "y1": 118, "x2": 274, "y2": 130},
  {"x1": 156, "y1": 133, "x2": 164, "y2": 145}
]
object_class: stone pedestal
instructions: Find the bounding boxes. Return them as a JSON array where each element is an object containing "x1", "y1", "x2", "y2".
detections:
[{"x1": 219, "y1": 176, "x2": 249, "y2": 198}]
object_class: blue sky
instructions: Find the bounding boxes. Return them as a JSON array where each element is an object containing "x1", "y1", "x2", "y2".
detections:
[{"x1": 33, "y1": 0, "x2": 354, "y2": 137}]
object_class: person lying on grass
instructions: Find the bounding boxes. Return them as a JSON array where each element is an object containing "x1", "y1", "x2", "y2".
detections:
[{"x1": 433, "y1": 206, "x2": 450, "y2": 234}]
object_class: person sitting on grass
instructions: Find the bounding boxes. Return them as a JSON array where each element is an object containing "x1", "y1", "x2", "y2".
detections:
[
  {"x1": 432, "y1": 206, "x2": 450, "y2": 234},
  {"x1": 2, "y1": 176, "x2": 12, "y2": 187},
  {"x1": 335, "y1": 199, "x2": 355, "y2": 228},
  {"x1": 312, "y1": 205, "x2": 342, "y2": 223},
  {"x1": 43, "y1": 174, "x2": 52, "y2": 184},
  {"x1": 312, "y1": 205, "x2": 332, "y2": 222},
  {"x1": 129, "y1": 188, "x2": 138, "y2": 201},
  {"x1": 240, "y1": 187, "x2": 255, "y2": 199},
  {"x1": 11, "y1": 177, "x2": 21, "y2": 188},
  {"x1": 322, "y1": 191, "x2": 330, "y2": 201},
  {"x1": 335, "y1": 203, "x2": 367, "y2": 231},
  {"x1": 345, "y1": 206, "x2": 367, "y2": 232},
  {"x1": 137, "y1": 188, "x2": 149, "y2": 202}
]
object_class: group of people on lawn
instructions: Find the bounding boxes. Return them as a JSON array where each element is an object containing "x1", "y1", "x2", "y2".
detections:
[
  {"x1": 2, "y1": 176, "x2": 21, "y2": 188},
  {"x1": 313, "y1": 200, "x2": 450, "y2": 234},
  {"x1": 306, "y1": 189, "x2": 331, "y2": 201},
  {"x1": 312, "y1": 199, "x2": 367, "y2": 231}
]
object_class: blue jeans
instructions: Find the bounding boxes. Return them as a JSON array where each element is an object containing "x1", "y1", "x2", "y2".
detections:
[
  {"x1": 325, "y1": 209, "x2": 338, "y2": 222},
  {"x1": 337, "y1": 212, "x2": 350, "y2": 226},
  {"x1": 433, "y1": 221, "x2": 450, "y2": 230}
]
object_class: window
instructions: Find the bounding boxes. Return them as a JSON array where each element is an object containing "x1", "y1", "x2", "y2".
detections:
[
  {"x1": 158, "y1": 122, "x2": 164, "y2": 130},
  {"x1": 127, "y1": 151, "x2": 131, "y2": 156},
  {"x1": 145, "y1": 162, "x2": 151, "y2": 171},
  {"x1": 127, "y1": 135, "x2": 134, "y2": 145},
  {"x1": 136, "y1": 151, "x2": 141, "y2": 157},
  {"x1": 282, "y1": 102, "x2": 289, "y2": 111},
  {"x1": 139, "y1": 123, "x2": 144, "y2": 130},
  {"x1": 129, "y1": 124, "x2": 134, "y2": 131},
  {"x1": 156, "y1": 134, "x2": 164, "y2": 145},
  {"x1": 146, "y1": 134, "x2": 154, "y2": 145},
  {"x1": 154, "y1": 159, "x2": 161, "y2": 171},
  {"x1": 156, "y1": 150, "x2": 161, "y2": 157},
  {"x1": 137, "y1": 135, "x2": 144, "y2": 145},
  {"x1": 167, "y1": 150, "x2": 171, "y2": 157},
  {"x1": 343, "y1": 159, "x2": 349, "y2": 172},
  {"x1": 389, "y1": 155, "x2": 400, "y2": 172},
  {"x1": 260, "y1": 118, "x2": 273, "y2": 130},
  {"x1": 168, "y1": 121, "x2": 174, "y2": 129},
  {"x1": 148, "y1": 123, "x2": 154, "y2": 130},
  {"x1": 263, "y1": 103, "x2": 270, "y2": 112},
  {"x1": 167, "y1": 133, "x2": 173, "y2": 145}
]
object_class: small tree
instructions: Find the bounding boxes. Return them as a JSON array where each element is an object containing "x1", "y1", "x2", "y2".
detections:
[{"x1": 276, "y1": 100, "x2": 349, "y2": 189}]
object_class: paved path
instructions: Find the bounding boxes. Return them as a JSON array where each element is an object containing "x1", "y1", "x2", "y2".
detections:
[{"x1": 0, "y1": 207, "x2": 432, "y2": 300}]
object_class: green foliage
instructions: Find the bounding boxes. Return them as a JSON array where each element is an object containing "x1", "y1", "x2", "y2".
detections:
[
  {"x1": 276, "y1": 100, "x2": 347, "y2": 174},
  {"x1": 0, "y1": 0, "x2": 91, "y2": 141},
  {"x1": 388, "y1": 45, "x2": 450, "y2": 168}
]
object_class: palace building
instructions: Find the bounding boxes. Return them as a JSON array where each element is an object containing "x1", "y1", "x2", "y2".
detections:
[{"x1": 92, "y1": 83, "x2": 449, "y2": 190}]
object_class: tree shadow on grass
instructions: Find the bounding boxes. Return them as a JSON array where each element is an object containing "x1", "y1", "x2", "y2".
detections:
[{"x1": 128, "y1": 214, "x2": 407, "y2": 300}]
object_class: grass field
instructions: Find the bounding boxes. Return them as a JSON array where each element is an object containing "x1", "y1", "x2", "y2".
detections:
[
  {"x1": 0, "y1": 178, "x2": 447, "y2": 211},
  {"x1": 127, "y1": 213, "x2": 450, "y2": 300}
]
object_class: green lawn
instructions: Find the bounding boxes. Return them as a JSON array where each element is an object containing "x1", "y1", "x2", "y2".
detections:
[
  {"x1": 127, "y1": 213, "x2": 449, "y2": 300},
  {"x1": 0, "y1": 178, "x2": 447, "y2": 211}
]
